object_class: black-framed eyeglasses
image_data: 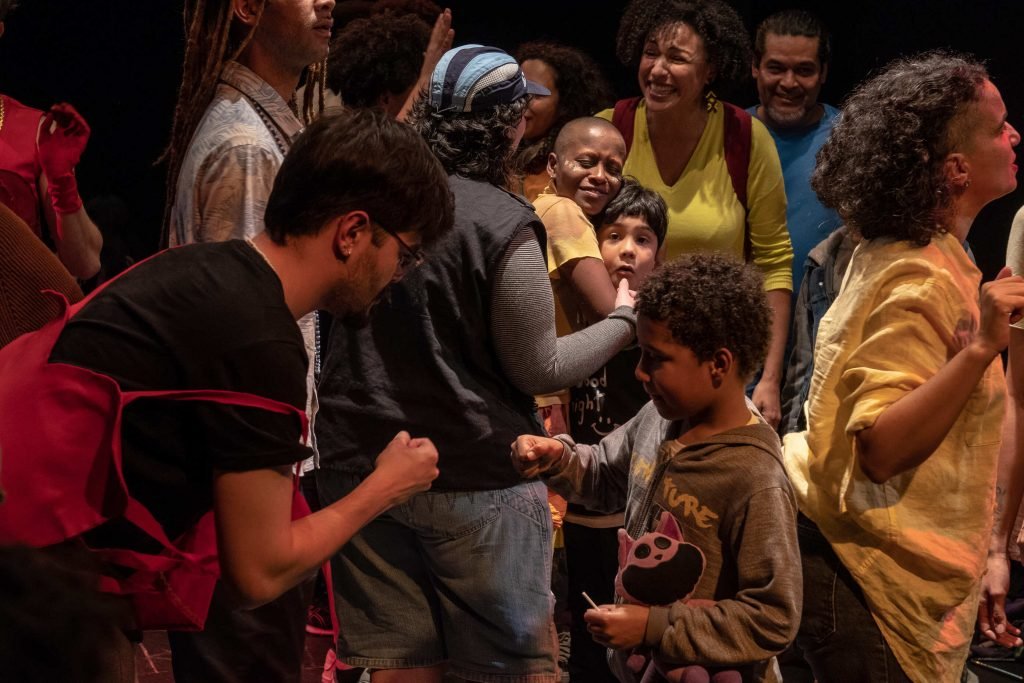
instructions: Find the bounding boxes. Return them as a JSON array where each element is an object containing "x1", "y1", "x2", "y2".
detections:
[{"x1": 374, "y1": 219, "x2": 425, "y2": 270}]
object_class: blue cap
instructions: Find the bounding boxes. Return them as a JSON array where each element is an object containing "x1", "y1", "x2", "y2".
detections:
[{"x1": 428, "y1": 44, "x2": 550, "y2": 113}]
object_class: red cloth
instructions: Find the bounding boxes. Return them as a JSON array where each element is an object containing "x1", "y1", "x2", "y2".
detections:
[
  {"x1": 0, "y1": 94, "x2": 45, "y2": 237},
  {"x1": 0, "y1": 270, "x2": 310, "y2": 630}
]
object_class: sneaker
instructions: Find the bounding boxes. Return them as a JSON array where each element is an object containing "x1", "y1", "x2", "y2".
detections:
[{"x1": 306, "y1": 604, "x2": 333, "y2": 636}]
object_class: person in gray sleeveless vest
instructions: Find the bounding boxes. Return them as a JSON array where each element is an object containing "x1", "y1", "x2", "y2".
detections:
[{"x1": 315, "y1": 45, "x2": 637, "y2": 682}]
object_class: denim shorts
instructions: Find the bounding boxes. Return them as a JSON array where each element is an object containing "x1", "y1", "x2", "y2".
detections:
[{"x1": 317, "y1": 471, "x2": 559, "y2": 682}]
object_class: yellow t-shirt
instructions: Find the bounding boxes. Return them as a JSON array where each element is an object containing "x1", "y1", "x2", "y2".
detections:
[
  {"x1": 532, "y1": 188, "x2": 603, "y2": 337},
  {"x1": 597, "y1": 101, "x2": 792, "y2": 292},
  {"x1": 783, "y1": 231, "x2": 1005, "y2": 682}
]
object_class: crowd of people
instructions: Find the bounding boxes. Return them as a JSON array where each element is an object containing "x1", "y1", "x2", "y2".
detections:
[{"x1": 0, "y1": 1, "x2": 1022, "y2": 683}]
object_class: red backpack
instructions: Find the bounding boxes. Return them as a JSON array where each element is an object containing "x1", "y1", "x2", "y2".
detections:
[
  {"x1": 611, "y1": 97, "x2": 754, "y2": 259},
  {"x1": 0, "y1": 271, "x2": 310, "y2": 631}
]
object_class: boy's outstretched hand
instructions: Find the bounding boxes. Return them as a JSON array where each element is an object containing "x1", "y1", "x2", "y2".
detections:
[
  {"x1": 510, "y1": 434, "x2": 565, "y2": 479},
  {"x1": 584, "y1": 603, "x2": 649, "y2": 650}
]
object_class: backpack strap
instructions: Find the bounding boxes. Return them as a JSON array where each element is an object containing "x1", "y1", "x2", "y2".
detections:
[
  {"x1": 721, "y1": 102, "x2": 753, "y2": 260},
  {"x1": 613, "y1": 98, "x2": 756, "y2": 262},
  {"x1": 612, "y1": 97, "x2": 642, "y2": 156}
]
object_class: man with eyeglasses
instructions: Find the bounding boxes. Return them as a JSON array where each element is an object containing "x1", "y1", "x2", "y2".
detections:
[
  {"x1": 0, "y1": 110, "x2": 452, "y2": 680},
  {"x1": 315, "y1": 45, "x2": 638, "y2": 682}
]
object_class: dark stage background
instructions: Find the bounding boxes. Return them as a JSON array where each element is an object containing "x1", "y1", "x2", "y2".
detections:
[{"x1": 2, "y1": 0, "x2": 1021, "y2": 278}]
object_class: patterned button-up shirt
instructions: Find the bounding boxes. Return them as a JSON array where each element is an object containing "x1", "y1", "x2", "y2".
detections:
[{"x1": 169, "y1": 60, "x2": 319, "y2": 466}]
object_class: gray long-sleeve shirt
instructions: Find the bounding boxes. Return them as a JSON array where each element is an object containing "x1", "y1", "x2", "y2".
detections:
[{"x1": 491, "y1": 228, "x2": 635, "y2": 396}]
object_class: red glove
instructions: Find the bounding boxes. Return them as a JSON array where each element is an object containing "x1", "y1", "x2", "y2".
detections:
[{"x1": 37, "y1": 102, "x2": 90, "y2": 215}]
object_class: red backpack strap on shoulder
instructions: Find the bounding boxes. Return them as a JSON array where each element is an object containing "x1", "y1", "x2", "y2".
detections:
[
  {"x1": 721, "y1": 102, "x2": 753, "y2": 260},
  {"x1": 612, "y1": 97, "x2": 642, "y2": 156},
  {"x1": 721, "y1": 102, "x2": 752, "y2": 209}
]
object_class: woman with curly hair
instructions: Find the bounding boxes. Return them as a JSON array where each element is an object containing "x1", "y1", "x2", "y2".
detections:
[
  {"x1": 784, "y1": 52, "x2": 1022, "y2": 682},
  {"x1": 513, "y1": 41, "x2": 616, "y2": 201},
  {"x1": 601, "y1": 0, "x2": 793, "y2": 428},
  {"x1": 315, "y1": 46, "x2": 637, "y2": 682}
]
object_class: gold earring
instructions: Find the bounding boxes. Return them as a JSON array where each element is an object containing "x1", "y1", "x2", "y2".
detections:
[{"x1": 704, "y1": 90, "x2": 719, "y2": 113}]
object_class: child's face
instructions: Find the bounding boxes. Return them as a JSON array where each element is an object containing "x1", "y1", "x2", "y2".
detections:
[
  {"x1": 635, "y1": 316, "x2": 715, "y2": 422},
  {"x1": 598, "y1": 216, "x2": 660, "y2": 289},
  {"x1": 546, "y1": 126, "x2": 626, "y2": 217}
]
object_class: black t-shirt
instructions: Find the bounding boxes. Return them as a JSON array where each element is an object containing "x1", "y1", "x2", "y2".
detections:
[
  {"x1": 50, "y1": 240, "x2": 309, "y2": 544},
  {"x1": 568, "y1": 347, "x2": 648, "y2": 444},
  {"x1": 567, "y1": 347, "x2": 648, "y2": 517}
]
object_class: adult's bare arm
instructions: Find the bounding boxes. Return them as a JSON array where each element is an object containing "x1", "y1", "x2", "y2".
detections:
[
  {"x1": 395, "y1": 9, "x2": 453, "y2": 122},
  {"x1": 39, "y1": 175, "x2": 102, "y2": 279},
  {"x1": 560, "y1": 256, "x2": 618, "y2": 325},
  {"x1": 751, "y1": 288, "x2": 790, "y2": 429},
  {"x1": 979, "y1": 327, "x2": 1024, "y2": 647},
  {"x1": 213, "y1": 431, "x2": 438, "y2": 606},
  {"x1": 856, "y1": 270, "x2": 1024, "y2": 483}
]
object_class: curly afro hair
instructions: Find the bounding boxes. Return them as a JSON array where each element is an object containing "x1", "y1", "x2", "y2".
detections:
[
  {"x1": 636, "y1": 253, "x2": 770, "y2": 378},
  {"x1": 812, "y1": 51, "x2": 988, "y2": 245},
  {"x1": 616, "y1": 0, "x2": 752, "y2": 99},
  {"x1": 513, "y1": 41, "x2": 616, "y2": 174},
  {"x1": 408, "y1": 96, "x2": 530, "y2": 188},
  {"x1": 326, "y1": 11, "x2": 431, "y2": 108}
]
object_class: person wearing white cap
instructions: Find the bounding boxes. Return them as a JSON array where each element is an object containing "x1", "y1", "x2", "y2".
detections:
[{"x1": 315, "y1": 44, "x2": 637, "y2": 682}]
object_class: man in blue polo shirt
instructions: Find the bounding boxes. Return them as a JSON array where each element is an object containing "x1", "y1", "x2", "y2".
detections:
[{"x1": 749, "y1": 9, "x2": 842, "y2": 294}]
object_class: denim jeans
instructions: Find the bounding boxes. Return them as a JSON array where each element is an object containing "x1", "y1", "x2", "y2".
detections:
[
  {"x1": 796, "y1": 514, "x2": 914, "y2": 683},
  {"x1": 317, "y1": 471, "x2": 559, "y2": 683}
]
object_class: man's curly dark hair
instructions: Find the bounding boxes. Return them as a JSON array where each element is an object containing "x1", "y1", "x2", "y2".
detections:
[
  {"x1": 512, "y1": 41, "x2": 616, "y2": 175},
  {"x1": 636, "y1": 253, "x2": 770, "y2": 378},
  {"x1": 616, "y1": 0, "x2": 752, "y2": 99},
  {"x1": 326, "y1": 11, "x2": 430, "y2": 109},
  {"x1": 812, "y1": 51, "x2": 988, "y2": 245},
  {"x1": 408, "y1": 95, "x2": 530, "y2": 188}
]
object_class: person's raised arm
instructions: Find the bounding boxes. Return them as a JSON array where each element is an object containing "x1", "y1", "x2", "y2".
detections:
[
  {"x1": 560, "y1": 257, "x2": 617, "y2": 324},
  {"x1": 213, "y1": 431, "x2": 438, "y2": 606},
  {"x1": 37, "y1": 104, "x2": 101, "y2": 278},
  {"x1": 395, "y1": 9, "x2": 453, "y2": 123},
  {"x1": 857, "y1": 269, "x2": 1024, "y2": 483}
]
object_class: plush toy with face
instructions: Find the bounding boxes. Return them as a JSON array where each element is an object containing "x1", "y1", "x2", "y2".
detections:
[
  {"x1": 615, "y1": 512, "x2": 741, "y2": 683},
  {"x1": 616, "y1": 511, "x2": 705, "y2": 606}
]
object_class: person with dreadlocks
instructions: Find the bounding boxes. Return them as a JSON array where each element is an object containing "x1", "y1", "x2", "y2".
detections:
[
  {"x1": 160, "y1": 0, "x2": 333, "y2": 680},
  {"x1": 164, "y1": 0, "x2": 334, "y2": 247},
  {"x1": 0, "y1": 0, "x2": 103, "y2": 279}
]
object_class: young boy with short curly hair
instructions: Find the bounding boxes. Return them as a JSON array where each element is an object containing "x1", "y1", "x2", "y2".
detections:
[{"x1": 513, "y1": 254, "x2": 801, "y2": 683}]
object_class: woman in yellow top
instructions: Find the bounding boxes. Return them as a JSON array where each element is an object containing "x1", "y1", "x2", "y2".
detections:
[
  {"x1": 784, "y1": 53, "x2": 1023, "y2": 682},
  {"x1": 599, "y1": 0, "x2": 792, "y2": 427}
]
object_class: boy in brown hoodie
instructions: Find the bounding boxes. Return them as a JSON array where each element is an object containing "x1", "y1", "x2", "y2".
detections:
[{"x1": 512, "y1": 254, "x2": 801, "y2": 682}]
